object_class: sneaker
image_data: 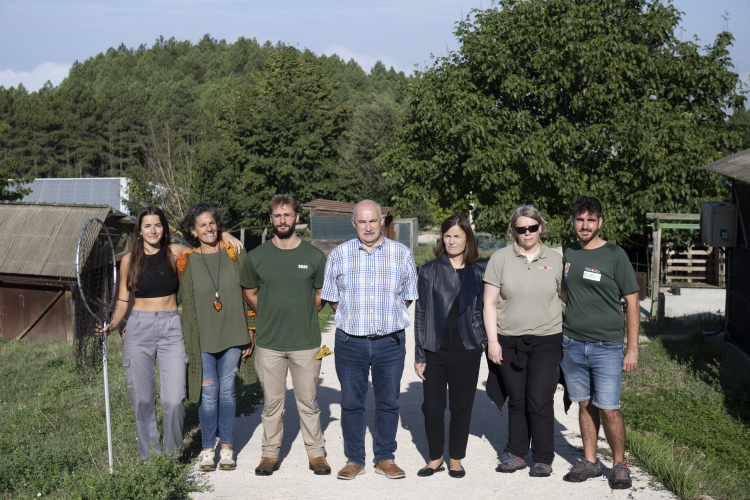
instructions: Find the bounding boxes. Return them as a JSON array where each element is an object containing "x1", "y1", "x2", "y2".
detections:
[
  {"x1": 529, "y1": 463, "x2": 552, "y2": 477},
  {"x1": 374, "y1": 459, "x2": 406, "y2": 479},
  {"x1": 337, "y1": 461, "x2": 365, "y2": 480},
  {"x1": 611, "y1": 462, "x2": 632, "y2": 489},
  {"x1": 197, "y1": 449, "x2": 216, "y2": 472},
  {"x1": 563, "y1": 459, "x2": 602, "y2": 482},
  {"x1": 496, "y1": 452, "x2": 527, "y2": 473},
  {"x1": 218, "y1": 448, "x2": 236, "y2": 470}
]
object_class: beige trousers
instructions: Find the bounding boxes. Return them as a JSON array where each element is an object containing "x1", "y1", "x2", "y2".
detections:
[{"x1": 254, "y1": 346, "x2": 325, "y2": 459}]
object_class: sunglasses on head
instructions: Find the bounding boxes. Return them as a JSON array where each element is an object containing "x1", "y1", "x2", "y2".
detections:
[{"x1": 514, "y1": 224, "x2": 540, "y2": 235}]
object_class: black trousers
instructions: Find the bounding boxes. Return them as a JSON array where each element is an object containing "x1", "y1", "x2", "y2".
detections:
[
  {"x1": 422, "y1": 329, "x2": 482, "y2": 460},
  {"x1": 498, "y1": 333, "x2": 562, "y2": 465}
]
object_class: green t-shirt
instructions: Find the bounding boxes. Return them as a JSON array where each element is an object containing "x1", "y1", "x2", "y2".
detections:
[
  {"x1": 562, "y1": 241, "x2": 640, "y2": 343},
  {"x1": 239, "y1": 239, "x2": 326, "y2": 351},
  {"x1": 190, "y1": 249, "x2": 250, "y2": 354}
]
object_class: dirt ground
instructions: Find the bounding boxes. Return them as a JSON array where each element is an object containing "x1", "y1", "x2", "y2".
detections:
[{"x1": 191, "y1": 309, "x2": 676, "y2": 500}]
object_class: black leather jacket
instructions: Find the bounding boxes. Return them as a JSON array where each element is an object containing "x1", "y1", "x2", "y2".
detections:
[{"x1": 414, "y1": 254, "x2": 487, "y2": 363}]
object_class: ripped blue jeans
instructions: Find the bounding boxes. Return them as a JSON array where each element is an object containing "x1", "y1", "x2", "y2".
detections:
[{"x1": 199, "y1": 347, "x2": 242, "y2": 449}]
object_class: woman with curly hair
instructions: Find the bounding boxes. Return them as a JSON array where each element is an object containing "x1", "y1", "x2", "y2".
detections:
[
  {"x1": 104, "y1": 206, "x2": 243, "y2": 461},
  {"x1": 176, "y1": 202, "x2": 256, "y2": 472}
]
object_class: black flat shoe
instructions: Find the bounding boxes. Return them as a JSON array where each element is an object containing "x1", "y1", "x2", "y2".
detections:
[
  {"x1": 448, "y1": 465, "x2": 465, "y2": 478},
  {"x1": 417, "y1": 462, "x2": 445, "y2": 477}
]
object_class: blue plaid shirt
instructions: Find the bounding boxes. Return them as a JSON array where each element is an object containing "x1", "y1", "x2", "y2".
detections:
[{"x1": 321, "y1": 234, "x2": 419, "y2": 337}]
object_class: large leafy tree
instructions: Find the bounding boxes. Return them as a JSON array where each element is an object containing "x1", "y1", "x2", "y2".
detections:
[
  {"x1": 193, "y1": 47, "x2": 350, "y2": 226},
  {"x1": 382, "y1": 0, "x2": 745, "y2": 243}
]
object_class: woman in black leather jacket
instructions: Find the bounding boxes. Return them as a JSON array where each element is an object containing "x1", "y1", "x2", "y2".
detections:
[{"x1": 414, "y1": 214, "x2": 487, "y2": 479}]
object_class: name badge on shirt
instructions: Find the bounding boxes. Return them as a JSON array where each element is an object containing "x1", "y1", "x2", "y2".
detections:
[{"x1": 583, "y1": 267, "x2": 601, "y2": 281}]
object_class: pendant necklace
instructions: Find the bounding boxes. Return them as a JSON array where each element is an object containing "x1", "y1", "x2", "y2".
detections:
[{"x1": 199, "y1": 246, "x2": 222, "y2": 311}]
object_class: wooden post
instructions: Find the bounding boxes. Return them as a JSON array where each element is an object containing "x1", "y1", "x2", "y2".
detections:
[
  {"x1": 240, "y1": 228, "x2": 245, "y2": 248},
  {"x1": 64, "y1": 289, "x2": 74, "y2": 342},
  {"x1": 262, "y1": 228, "x2": 267, "y2": 244},
  {"x1": 651, "y1": 220, "x2": 662, "y2": 319}
]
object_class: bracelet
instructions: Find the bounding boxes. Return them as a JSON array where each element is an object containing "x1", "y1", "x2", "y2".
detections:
[{"x1": 118, "y1": 299, "x2": 130, "y2": 302}]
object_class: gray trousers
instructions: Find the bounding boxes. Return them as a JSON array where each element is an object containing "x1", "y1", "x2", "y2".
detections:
[{"x1": 123, "y1": 310, "x2": 187, "y2": 460}]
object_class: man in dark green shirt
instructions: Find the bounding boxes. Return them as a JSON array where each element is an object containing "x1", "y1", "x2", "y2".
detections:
[
  {"x1": 240, "y1": 194, "x2": 330, "y2": 476},
  {"x1": 560, "y1": 196, "x2": 640, "y2": 489}
]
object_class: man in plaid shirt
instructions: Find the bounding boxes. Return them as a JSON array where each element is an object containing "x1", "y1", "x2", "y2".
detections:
[{"x1": 321, "y1": 200, "x2": 419, "y2": 480}]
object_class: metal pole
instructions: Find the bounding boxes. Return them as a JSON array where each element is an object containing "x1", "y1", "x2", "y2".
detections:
[{"x1": 102, "y1": 326, "x2": 114, "y2": 473}]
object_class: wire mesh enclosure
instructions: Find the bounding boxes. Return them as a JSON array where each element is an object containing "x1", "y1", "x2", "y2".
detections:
[{"x1": 73, "y1": 219, "x2": 116, "y2": 373}]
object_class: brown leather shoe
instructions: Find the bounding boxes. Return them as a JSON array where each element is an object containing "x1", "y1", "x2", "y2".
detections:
[
  {"x1": 375, "y1": 459, "x2": 406, "y2": 479},
  {"x1": 309, "y1": 456, "x2": 332, "y2": 475},
  {"x1": 255, "y1": 457, "x2": 279, "y2": 476},
  {"x1": 337, "y1": 461, "x2": 365, "y2": 480}
]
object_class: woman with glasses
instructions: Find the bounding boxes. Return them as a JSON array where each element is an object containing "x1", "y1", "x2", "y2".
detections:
[{"x1": 483, "y1": 205, "x2": 563, "y2": 477}]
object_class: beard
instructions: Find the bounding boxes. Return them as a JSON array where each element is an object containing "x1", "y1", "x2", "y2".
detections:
[
  {"x1": 577, "y1": 225, "x2": 599, "y2": 242},
  {"x1": 272, "y1": 220, "x2": 296, "y2": 239}
]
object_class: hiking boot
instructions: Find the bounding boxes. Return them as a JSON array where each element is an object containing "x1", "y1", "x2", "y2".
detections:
[
  {"x1": 197, "y1": 448, "x2": 216, "y2": 472},
  {"x1": 496, "y1": 452, "x2": 527, "y2": 473},
  {"x1": 309, "y1": 456, "x2": 332, "y2": 475},
  {"x1": 218, "y1": 448, "x2": 235, "y2": 470},
  {"x1": 375, "y1": 459, "x2": 406, "y2": 479},
  {"x1": 563, "y1": 459, "x2": 602, "y2": 482},
  {"x1": 611, "y1": 462, "x2": 632, "y2": 489},
  {"x1": 255, "y1": 457, "x2": 280, "y2": 476},
  {"x1": 337, "y1": 461, "x2": 365, "y2": 480},
  {"x1": 529, "y1": 463, "x2": 552, "y2": 477}
]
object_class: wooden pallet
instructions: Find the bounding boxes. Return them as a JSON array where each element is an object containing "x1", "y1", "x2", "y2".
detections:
[{"x1": 665, "y1": 242, "x2": 725, "y2": 286}]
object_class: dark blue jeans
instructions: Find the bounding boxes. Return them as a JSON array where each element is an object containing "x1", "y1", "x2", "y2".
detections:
[
  {"x1": 334, "y1": 329, "x2": 406, "y2": 466},
  {"x1": 199, "y1": 347, "x2": 242, "y2": 449}
]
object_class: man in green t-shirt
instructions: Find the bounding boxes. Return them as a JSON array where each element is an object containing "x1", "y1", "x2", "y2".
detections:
[
  {"x1": 559, "y1": 196, "x2": 640, "y2": 489},
  {"x1": 240, "y1": 194, "x2": 330, "y2": 477}
]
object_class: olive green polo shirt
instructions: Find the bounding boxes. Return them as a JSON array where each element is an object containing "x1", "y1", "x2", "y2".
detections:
[{"x1": 484, "y1": 243, "x2": 563, "y2": 336}]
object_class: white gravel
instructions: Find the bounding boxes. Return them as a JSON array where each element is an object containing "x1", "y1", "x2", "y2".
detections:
[{"x1": 191, "y1": 309, "x2": 676, "y2": 500}]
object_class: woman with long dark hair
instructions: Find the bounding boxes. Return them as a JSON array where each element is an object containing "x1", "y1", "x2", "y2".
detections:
[
  {"x1": 103, "y1": 206, "x2": 243, "y2": 461},
  {"x1": 414, "y1": 215, "x2": 487, "y2": 478}
]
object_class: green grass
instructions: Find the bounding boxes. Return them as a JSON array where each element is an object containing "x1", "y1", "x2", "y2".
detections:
[
  {"x1": 0, "y1": 335, "x2": 211, "y2": 499},
  {"x1": 0, "y1": 307, "x2": 331, "y2": 499},
  {"x1": 621, "y1": 318, "x2": 750, "y2": 500}
]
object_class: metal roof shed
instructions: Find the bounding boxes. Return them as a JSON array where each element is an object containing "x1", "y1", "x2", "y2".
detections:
[
  {"x1": 0, "y1": 202, "x2": 133, "y2": 342},
  {"x1": 699, "y1": 148, "x2": 750, "y2": 354}
]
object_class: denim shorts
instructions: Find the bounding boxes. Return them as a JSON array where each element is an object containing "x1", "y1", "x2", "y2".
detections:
[{"x1": 560, "y1": 335, "x2": 624, "y2": 410}]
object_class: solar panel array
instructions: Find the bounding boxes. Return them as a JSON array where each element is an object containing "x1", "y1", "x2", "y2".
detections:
[{"x1": 20, "y1": 178, "x2": 127, "y2": 212}]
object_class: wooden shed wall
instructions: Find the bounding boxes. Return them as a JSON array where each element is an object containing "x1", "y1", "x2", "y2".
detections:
[{"x1": 0, "y1": 281, "x2": 73, "y2": 342}]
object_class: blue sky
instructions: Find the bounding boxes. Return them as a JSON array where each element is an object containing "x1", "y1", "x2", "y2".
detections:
[{"x1": 1, "y1": 0, "x2": 748, "y2": 95}]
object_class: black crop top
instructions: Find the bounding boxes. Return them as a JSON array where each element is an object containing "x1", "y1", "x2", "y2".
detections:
[{"x1": 134, "y1": 247, "x2": 179, "y2": 299}]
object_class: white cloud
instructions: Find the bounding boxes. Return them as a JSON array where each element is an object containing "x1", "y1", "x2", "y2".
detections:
[
  {"x1": 0, "y1": 62, "x2": 71, "y2": 92},
  {"x1": 321, "y1": 44, "x2": 404, "y2": 74}
]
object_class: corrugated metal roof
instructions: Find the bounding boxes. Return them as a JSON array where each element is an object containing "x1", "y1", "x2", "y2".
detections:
[
  {"x1": 698, "y1": 148, "x2": 750, "y2": 184},
  {"x1": 19, "y1": 178, "x2": 128, "y2": 212},
  {"x1": 0, "y1": 203, "x2": 112, "y2": 279},
  {"x1": 302, "y1": 199, "x2": 393, "y2": 213}
]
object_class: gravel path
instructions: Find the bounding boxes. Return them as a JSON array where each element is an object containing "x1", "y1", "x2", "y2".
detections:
[{"x1": 191, "y1": 309, "x2": 676, "y2": 500}]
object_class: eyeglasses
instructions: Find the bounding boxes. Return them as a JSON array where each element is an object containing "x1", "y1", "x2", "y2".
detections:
[
  {"x1": 271, "y1": 213, "x2": 296, "y2": 221},
  {"x1": 514, "y1": 224, "x2": 540, "y2": 235}
]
